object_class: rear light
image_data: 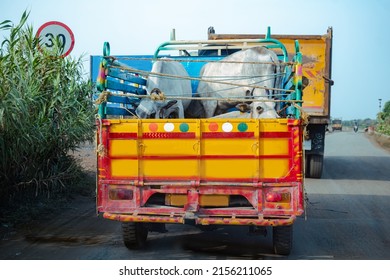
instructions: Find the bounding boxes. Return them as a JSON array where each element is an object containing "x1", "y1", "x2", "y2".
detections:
[
  {"x1": 109, "y1": 188, "x2": 133, "y2": 200},
  {"x1": 265, "y1": 191, "x2": 283, "y2": 202},
  {"x1": 265, "y1": 191, "x2": 291, "y2": 203}
]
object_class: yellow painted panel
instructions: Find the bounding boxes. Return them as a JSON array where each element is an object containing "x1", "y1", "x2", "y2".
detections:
[
  {"x1": 110, "y1": 122, "x2": 138, "y2": 133},
  {"x1": 259, "y1": 119, "x2": 288, "y2": 131},
  {"x1": 110, "y1": 140, "x2": 137, "y2": 157},
  {"x1": 142, "y1": 139, "x2": 198, "y2": 156},
  {"x1": 111, "y1": 159, "x2": 138, "y2": 177},
  {"x1": 279, "y1": 38, "x2": 328, "y2": 114},
  {"x1": 202, "y1": 139, "x2": 257, "y2": 155},
  {"x1": 142, "y1": 160, "x2": 198, "y2": 178},
  {"x1": 105, "y1": 119, "x2": 299, "y2": 181},
  {"x1": 259, "y1": 159, "x2": 289, "y2": 178},
  {"x1": 259, "y1": 139, "x2": 289, "y2": 155},
  {"x1": 202, "y1": 159, "x2": 257, "y2": 179}
]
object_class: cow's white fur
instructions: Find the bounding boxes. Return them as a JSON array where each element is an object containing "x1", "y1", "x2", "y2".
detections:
[
  {"x1": 136, "y1": 59, "x2": 192, "y2": 119},
  {"x1": 197, "y1": 47, "x2": 281, "y2": 119}
]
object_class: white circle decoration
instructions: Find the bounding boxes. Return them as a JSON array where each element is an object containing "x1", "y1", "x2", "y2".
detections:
[
  {"x1": 164, "y1": 123, "x2": 175, "y2": 132},
  {"x1": 222, "y1": 122, "x2": 233, "y2": 132}
]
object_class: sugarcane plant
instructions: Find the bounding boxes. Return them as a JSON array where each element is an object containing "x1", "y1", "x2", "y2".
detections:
[{"x1": 0, "y1": 11, "x2": 95, "y2": 204}]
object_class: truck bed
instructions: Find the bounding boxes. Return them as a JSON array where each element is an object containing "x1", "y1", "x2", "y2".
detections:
[{"x1": 97, "y1": 118, "x2": 304, "y2": 226}]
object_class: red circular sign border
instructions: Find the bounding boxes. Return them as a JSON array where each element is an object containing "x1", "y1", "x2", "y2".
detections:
[{"x1": 36, "y1": 21, "x2": 75, "y2": 58}]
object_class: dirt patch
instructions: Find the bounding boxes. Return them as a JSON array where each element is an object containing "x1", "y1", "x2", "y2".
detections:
[
  {"x1": 70, "y1": 140, "x2": 96, "y2": 173},
  {"x1": 366, "y1": 131, "x2": 390, "y2": 154}
]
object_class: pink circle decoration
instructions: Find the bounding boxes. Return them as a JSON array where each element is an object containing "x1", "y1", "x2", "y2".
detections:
[
  {"x1": 149, "y1": 123, "x2": 158, "y2": 132},
  {"x1": 209, "y1": 122, "x2": 219, "y2": 131}
]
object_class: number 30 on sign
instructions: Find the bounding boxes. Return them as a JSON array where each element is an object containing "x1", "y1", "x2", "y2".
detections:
[{"x1": 36, "y1": 21, "x2": 75, "y2": 57}]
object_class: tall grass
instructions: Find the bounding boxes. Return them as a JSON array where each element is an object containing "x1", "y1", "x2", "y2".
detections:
[{"x1": 0, "y1": 11, "x2": 95, "y2": 204}]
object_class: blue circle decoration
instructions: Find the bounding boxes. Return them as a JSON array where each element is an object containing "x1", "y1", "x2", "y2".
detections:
[
  {"x1": 180, "y1": 123, "x2": 189, "y2": 132},
  {"x1": 238, "y1": 122, "x2": 248, "y2": 132}
]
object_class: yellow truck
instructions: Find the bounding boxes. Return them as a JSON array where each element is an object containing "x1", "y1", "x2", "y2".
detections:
[
  {"x1": 207, "y1": 27, "x2": 333, "y2": 178},
  {"x1": 94, "y1": 27, "x2": 307, "y2": 255},
  {"x1": 331, "y1": 118, "x2": 343, "y2": 131}
]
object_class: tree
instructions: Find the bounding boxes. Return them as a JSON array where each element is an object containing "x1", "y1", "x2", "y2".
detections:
[
  {"x1": 377, "y1": 100, "x2": 390, "y2": 135},
  {"x1": 381, "y1": 100, "x2": 390, "y2": 120}
]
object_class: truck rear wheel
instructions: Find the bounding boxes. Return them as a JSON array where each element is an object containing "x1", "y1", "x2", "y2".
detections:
[
  {"x1": 309, "y1": 154, "x2": 324, "y2": 179},
  {"x1": 273, "y1": 225, "x2": 293, "y2": 255},
  {"x1": 122, "y1": 222, "x2": 148, "y2": 249}
]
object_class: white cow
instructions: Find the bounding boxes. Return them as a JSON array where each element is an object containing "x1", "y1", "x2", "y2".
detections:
[
  {"x1": 136, "y1": 59, "x2": 192, "y2": 119},
  {"x1": 197, "y1": 46, "x2": 282, "y2": 118}
]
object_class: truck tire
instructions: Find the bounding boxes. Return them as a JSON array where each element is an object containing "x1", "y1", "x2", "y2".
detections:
[
  {"x1": 273, "y1": 225, "x2": 293, "y2": 255},
  {"x1": 305, "y1": 154, "x2": 310, "y2": 177},
  {"x1": 122, "y1": 222, "x2": 148, "y2": 249},
  {"x1": 309, "y1": 154, "x2": 324, "y2": 179}
]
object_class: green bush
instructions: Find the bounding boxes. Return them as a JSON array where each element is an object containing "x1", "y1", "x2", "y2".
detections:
[
  {"x1": 0, "y1": 11, "x2": 95, "y2": 203},
  {"x1": 377, "y1": 100, "x2": 390, "y2": 136}
]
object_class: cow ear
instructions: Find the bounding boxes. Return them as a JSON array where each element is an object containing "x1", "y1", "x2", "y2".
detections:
[{"x1": 163, "y1": 100, "x2": 178, "y2": 109}]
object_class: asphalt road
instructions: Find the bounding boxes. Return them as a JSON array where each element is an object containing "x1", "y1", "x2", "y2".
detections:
[{"x1": 1, "y1": 131, "x2": 389, "y2": 260}]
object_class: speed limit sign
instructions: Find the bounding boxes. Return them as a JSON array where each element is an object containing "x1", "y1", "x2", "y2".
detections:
[{"x1": 36, "y1": 21, "x2": 75, "y2": 57}]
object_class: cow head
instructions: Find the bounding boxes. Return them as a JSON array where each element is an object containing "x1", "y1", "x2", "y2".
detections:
[
  {"x1": 236, "y1": 87, "x2": 279, "y2": 119},
  {"x1": 235, "y1": 100, "x2": 279, "y2": 119},
  {"x1": 251, "y1": 100, "x2": 279, "y2": 118},
  {"x1": 158, "y1": 100, "x2": 180, "y2": 119},
  {"x1": 135, "y1": 88, "x2": 185, "y2": 119}
]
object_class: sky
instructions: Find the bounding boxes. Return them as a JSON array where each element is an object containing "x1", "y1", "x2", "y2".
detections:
[{"x1": 1, "y1": 0, "x2": 390, "y2": 120}]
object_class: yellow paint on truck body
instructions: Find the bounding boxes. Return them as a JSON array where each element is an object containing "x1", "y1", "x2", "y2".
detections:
[{"x1": 101, "y1": 118, "x2": 302, "y2": 184}]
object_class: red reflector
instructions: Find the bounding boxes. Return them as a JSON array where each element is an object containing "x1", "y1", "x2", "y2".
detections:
[
  {"x1": 265, "y1": 191, "x2": 282, "y2": 202},
  {"x1": 109, "y1": 189, "x2": 133, "y2": 200}
]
